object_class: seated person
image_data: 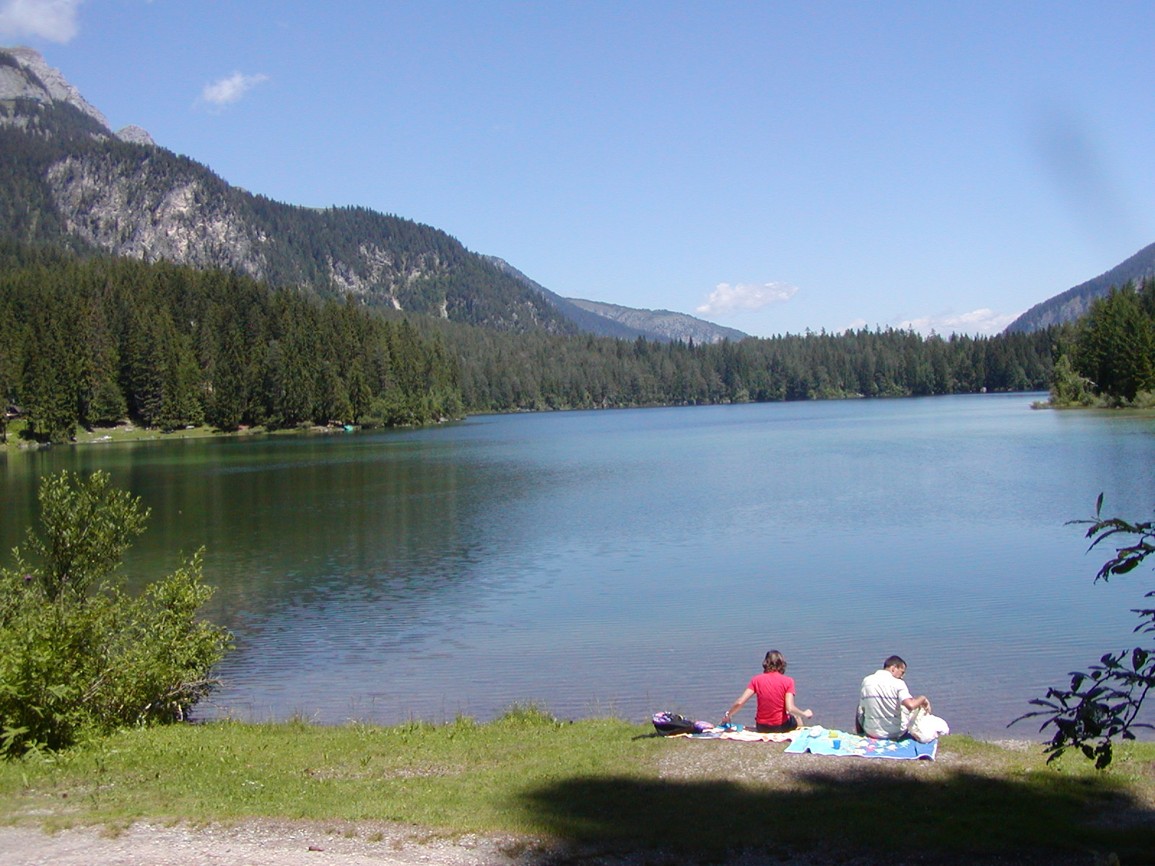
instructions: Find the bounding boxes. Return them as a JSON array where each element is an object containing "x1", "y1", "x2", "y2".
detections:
[
  {"x1": 857, "y1": 654, "x2": 931, "y2": 738},
  {"x1": 721, "y1": 649, "x2": 814, "y2": 733}
]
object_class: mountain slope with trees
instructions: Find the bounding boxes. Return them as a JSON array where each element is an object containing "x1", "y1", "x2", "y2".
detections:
[
  {"x1": 0, "y1": 46, "x2": 743, "y2": 344},
  {"x1": 1046, "y1": 276, "x2": 1155, "y2": 406},
  {"x1": 1006, "y1": 241, "x2": 1155, "y2": 334},
  {"x1": 0, "y1": 47, "x2": 580, "y2": 336},
  {"x1": 485, "y1": 256, "x2": 748, "y2": 344}
]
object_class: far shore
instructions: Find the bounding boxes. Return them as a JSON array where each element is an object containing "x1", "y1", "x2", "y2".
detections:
[
  {"x1": 0, "y1": 394, "x2": 1121, "y2": 455},
  {"x1": 2, "y1": 420, "x2": 363, "y2": 453}
]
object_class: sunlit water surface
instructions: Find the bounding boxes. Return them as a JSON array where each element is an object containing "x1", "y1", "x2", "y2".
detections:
[{"x1": 3, "y1": 394, "x2": 1153, "y2": 738}]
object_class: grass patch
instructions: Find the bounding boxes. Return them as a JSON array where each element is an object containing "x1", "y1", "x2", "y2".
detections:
[
  {"x1": 61, "y1": 422, "x2": 346, "y2": 447},
  {"x1": 0, "y1": 710, "x2": 661, "y2": 835},
  {"x1": 0, "y1": 715, "x2": 1152, "y2": 863},
  {"x1": 3, "y1": 419, "x2": 238, "y2": 450},
  {"x1": 71, "y1": 423, "x2": 227, "y2": 445}
]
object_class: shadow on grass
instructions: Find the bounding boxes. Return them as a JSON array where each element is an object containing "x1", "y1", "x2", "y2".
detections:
[{"x1": 514, "y1": 764, "x2": 1155, "y2": 864}]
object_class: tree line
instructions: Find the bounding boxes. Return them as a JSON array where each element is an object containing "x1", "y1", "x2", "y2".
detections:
[
  {"x1": 1049, "y1": 276, "x2": 1155, "y2": 406},
  {"x1": 433, "y1": 317, "x2": 1054, "y2": 413},
  {"x1": 1, "y1": 246, "x2": 1058, "y2": 443},
  {"x1": 0, "y1": 247, "x2": 462, "y2": 441}
]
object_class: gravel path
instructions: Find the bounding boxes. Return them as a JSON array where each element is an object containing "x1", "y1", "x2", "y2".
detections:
[{"x1": 0, "y1": 820, "x2": 517, "y2": 866}]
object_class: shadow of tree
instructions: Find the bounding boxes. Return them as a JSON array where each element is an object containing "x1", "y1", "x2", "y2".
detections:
[{"x1": 512, "y1": 763, "x2": 1154, "y2": 864}]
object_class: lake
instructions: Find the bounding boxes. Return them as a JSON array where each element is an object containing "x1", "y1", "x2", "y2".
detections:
[{"x1": 2, "y1": 393, "x2": 1153, "y2": 738}]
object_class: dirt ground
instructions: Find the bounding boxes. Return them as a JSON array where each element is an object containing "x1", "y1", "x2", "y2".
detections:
[
  {"x1": 0, "y1": 738, "x2": 1113, "y2": 866},
  {"x1": 0, "y1": 819, "x2": 1024, "y2": 866},
  {"x1": 0, "y1": 820, "x2": 523, "y2": 866}
]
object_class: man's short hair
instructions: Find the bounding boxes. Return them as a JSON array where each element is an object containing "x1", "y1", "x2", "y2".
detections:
[{"x1": 883, "y1": 655, "x2": 906, "y2": 670}]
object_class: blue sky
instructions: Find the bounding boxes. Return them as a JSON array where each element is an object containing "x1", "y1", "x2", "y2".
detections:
[{"x1": 3, "y1": 1, "x2": 1154, "y2": 338}]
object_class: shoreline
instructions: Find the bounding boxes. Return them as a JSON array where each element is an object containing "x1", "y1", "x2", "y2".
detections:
[
  {"x1": 12, "y1": 392, "x2": 1155, "y2": 456},
  {"x1": 2, "y1": 420, "x2": 363, "y2": 454}
]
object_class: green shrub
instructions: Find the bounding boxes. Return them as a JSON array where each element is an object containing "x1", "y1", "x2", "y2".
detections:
[
  {"x1": 1048, "y1": 354, "x2": 1096, "y2": 407},
  {"x1": 0, "y1": 471, "x2": 232, "y2": 756}
]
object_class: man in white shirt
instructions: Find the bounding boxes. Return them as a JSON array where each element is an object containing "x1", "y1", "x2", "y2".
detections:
[{"x1": 857, "y1": 655, "x2": 932, "y2": 739}]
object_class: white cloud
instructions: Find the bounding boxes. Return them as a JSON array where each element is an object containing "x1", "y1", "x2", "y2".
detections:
[
  {"x1": 697, "y1": 281, "x2": 799, "y2": 315},
  {"x1": 0, "y1": 0, "x2": 83, "y2": 43},
  {"x1": 895, "y1": 308, "x2": 1021, "y2": 337},
  {"x1": 199, "y1": 71, "x2": 270, "y2": 108}
]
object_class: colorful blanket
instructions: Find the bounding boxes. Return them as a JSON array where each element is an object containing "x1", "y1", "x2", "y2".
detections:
[
  {"x1": 675, "y1": 726, "x2": 800, "y2": 743},
  {"x1": 784, "y1": 727, "x2": 937, "y2": 760}
]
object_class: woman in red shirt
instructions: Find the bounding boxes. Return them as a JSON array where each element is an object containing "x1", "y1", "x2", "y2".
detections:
[{"x1": 720, "y1": 649, "x2": 814, "y2": 733}]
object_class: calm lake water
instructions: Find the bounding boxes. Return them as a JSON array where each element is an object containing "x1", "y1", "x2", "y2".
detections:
[{"x1": 3, "y1": 393, "x2": 1154, "y2": 738}]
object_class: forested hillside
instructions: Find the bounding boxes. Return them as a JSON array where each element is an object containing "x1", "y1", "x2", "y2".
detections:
[
  {"x1": 1, "y1": 248, "x2": 1056, "y2": 443},
  {"x1": 0, "y1": 46, "x2": 748, "y2": 345},
  {"x1": 0, "y1": 245, "x2": 461, "y2": 441},
  {"x1": 1049, "y1": 276, "x2": 1155, "y2": 406},
  {"x1": 0, "y1": 46, "x2": 1065, "y2": 356},
  {"x1": 0, "y1": 117, "x2": 576, "y2": 332},
  {"x1": 1006, "y1": 241, "x2": 1155, "y2": 333},
  {"x1": 0, "y1": 42, "x2": 579, "y2": 337}
]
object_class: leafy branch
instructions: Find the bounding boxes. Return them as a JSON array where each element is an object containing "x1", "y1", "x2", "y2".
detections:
[{"x1": 1013, "y1": 495, "x2": 1155, "y2": 768}]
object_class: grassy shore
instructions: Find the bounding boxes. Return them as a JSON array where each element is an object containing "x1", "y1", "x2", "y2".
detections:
[
  {"x1": 1, "y1": 709, "x2": 1152, "y2": 864},
  {"x1": 2, "y1": 419, "x2": 352, "y2": 452}
]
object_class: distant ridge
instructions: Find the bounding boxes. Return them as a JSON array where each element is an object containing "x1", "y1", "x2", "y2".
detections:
[
  {"x1": 565, "y1": 298, "x2": 748, "y2": 345},
  {"x1": 483, "y1": 256, "x2": 652, "y2": 341},
  {"x1": 1005, "y1": 240, "x2": 1155, "y2": 333},
  {"x1": 485, "y1": 257, "x2": 748, "y2": 344}
]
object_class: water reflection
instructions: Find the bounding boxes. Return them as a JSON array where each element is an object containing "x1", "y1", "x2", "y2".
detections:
[{"x1": 1, "y1": 395, "x2": 1153, "y2": 736}]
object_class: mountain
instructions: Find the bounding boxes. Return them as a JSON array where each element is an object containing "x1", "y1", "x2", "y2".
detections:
[
  {"x1": 0, "y1": 46, "x2": 129, "y2": 139},
  {"x1": 0, "y1": 47, "x2": 575, "y2": 335},
  {"x1": 564, "y1": 298, "x2": 747, "y2": 344},
  {"x1": 0, "y1": 46, "x2": 739, "y2": 344},
  {"x1": 485, "y1": 257, "x2": 747, "y2": 343},
  {"x1": 484, "y1": 256, "x2": 651, "y2": 340},
  {"x1": 1005, "y1": 240, "x2": 1155, "y2": 333}
]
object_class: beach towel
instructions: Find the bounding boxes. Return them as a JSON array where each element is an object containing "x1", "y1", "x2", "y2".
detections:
[
  {"x1": 674, "y1": 725, "x2": 802, "y2": 743},
  {"x1": 784, "y1": 727, "x2": 937, "y2": 760}
]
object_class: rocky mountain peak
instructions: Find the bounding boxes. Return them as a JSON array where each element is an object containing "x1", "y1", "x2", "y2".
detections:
[
  {"x1": 0, "y1": 46, "x2": 111, "y2": 129},
  {"x1": 115, "y1": 124, "x2": 155, "y2": 146},
  {"x1": 1, "y1": 45, "x2": 155, "y2": 146}
]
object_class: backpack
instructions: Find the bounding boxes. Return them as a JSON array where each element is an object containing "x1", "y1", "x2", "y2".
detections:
[
  {"x1": 907, "y1": 708, "x2": 950, "y2": 743},
  {"x1": 652, "y1": 711, "x2": 709, "y2": 735}
]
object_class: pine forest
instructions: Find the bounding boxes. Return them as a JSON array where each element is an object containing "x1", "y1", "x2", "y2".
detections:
[{"x1": 0, "y1": 243, "x2": 1070, "y2": 444}]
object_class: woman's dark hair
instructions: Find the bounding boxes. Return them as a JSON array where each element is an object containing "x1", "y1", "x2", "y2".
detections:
[{"x1": 763, "y1": 650, "x2": 787, "y2": 673}]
